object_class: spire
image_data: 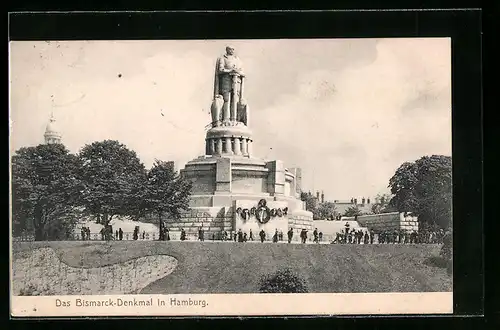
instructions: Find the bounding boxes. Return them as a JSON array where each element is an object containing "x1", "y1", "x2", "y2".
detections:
[{"x1": 44, "y1": 111, "x2": 62, "y2": 145}]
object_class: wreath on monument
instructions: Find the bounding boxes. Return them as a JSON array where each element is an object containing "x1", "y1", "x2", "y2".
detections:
[{"x1": 255, "y1": 199, "x2": 271, "y2": 224}]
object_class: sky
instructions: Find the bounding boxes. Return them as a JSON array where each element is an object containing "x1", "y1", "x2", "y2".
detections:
[{"x1": 9, "y1": 38, "x2": 451, "y2": 201}]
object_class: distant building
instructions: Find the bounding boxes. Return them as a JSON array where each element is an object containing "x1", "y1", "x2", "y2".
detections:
[
  {"x1": 44, "y1": 112, "x2": 62, "y2": 145},
  {"x1": 333, "y1": 197, "x2": 372, "y2": 216}
]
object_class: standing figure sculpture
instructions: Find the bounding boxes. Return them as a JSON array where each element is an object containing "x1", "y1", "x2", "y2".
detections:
[{"x1": 213, "y1": 45, "x2": 248, "y2": 126}]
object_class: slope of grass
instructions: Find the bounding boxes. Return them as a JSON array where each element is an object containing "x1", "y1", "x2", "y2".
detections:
[{"x1": 12, "y1": 241, "x2": 452, "y2": 294}]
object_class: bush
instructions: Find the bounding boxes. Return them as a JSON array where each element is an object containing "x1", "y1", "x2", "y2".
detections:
[{"x1": 259, "y1": 268, "x2": 308, "y2": 293}]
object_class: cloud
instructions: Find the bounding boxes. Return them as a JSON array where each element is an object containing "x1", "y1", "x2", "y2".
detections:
[{"x1": 9, "y1": 38, "x2": 451, "y2": 200}]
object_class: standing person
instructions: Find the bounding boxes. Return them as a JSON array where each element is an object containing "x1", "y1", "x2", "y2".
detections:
[
  {"x1": 118, "y1": 228, "x2": 123, "y2": 241},
  {"x1": 180, "y1": 228, "x2": 186, "y2": 241},
  {"x1": 100, "y1": 227, "x2": 105, "y2": 241},
  {"x1": 198, "y1": 227, "x2": 205, "y2": 242},
  {"x1": 364, "y1": 231, "x2": 369, "y2": 244},
  {"x1": 142, "y1": 231, "x2": 146, "y2": 240},
  {"x1": 319, "y1": 231, "x2": 323, "y2": 243},
  {"x1": 115, "y1": 230, "x2": 119, "y2": 240},
  {"x1": 249, "y1": 229, "x2": 254, "y2": 241},
  {"x1": 287, "y1": 228, "x2": 294, "y2": 243},
  {"x1": 81, "y1": 227, "x2": 86, "y2": 241},
  {"x1": 259, "y1": 229, "x2": 266, "y2": 243},
  {"x1": 370, "y1": 230, "x2": 374, "y2": 244},
  {"x1": 243, "y1": 232, "x2": 248, "y2": 242},
  {"x1": 272, "y1": 229, "x2": 278, "y2": 243},
  {"x1": 313, "y1": 228, "x2": 319, "y2": 244},
  {"x1": 164, "y1": 228, "x2": 170, "y2": 241},
  {"x1": 223, "y1": 230, "x2": 228, "y2": 241},
  {"x1": 233, "y1": 232, "x2": 237, "y2": 242},
  {"x1": 237, "y1": 229, "x2": 244, "y2": 242}
]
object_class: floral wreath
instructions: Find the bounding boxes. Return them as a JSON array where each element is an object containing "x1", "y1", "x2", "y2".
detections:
[{"x1": 255, "y1": 199, "x2": 271, "y2": 224}]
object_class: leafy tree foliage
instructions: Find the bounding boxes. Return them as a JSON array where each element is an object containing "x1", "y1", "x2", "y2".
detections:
[
  {"x1": 300, "y1": 191, "x2": 319, "y2": 218},
  {"x1": 370, "y1": 193, "x2": 397, "y2": 214},
  {"x1": 11, "y1": 144, "x2": 83, "y2": 240},
  {"x1": 142, "y1": 160, "x2": 192, "y2": 239},
  {"x1": 315, "y1": 201, "x2": 337, "y2": 220},
  {"x1": 344, "y1": 205, "x2": 363, "y2": 217},
  {"x1": 388, "y1": 155, "x2": 452, "y2": 229},
  {"x1": 259, "y1": 268, "x2": 308, "y2": 293},
  {"x1": 77, "y1": 140, "x2": 147, "y2": 225}
]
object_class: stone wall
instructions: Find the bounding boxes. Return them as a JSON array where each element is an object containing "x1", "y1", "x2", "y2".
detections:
[
  {"x1": 165, "y1": 207, "x2": 233, "y2": 240},
  {"x1": 350, "y1": 212, "x2": 419, "y2": 232}
]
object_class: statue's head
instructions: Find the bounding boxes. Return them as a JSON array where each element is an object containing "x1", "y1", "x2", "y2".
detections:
[
  {"x1": 215, "y1": 94, "x2": 224, "y2": 100},
  {"x1": 226, "y1": 45, "x2": 235, "y2": 55}
]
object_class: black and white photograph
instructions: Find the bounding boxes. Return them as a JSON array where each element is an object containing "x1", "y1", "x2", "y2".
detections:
[{"x1": 10, "y1": 37, "x2": 454, "y2": 316}]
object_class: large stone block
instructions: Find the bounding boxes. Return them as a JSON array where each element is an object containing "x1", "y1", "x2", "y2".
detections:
[{"x1": 215, "y1": 158, "x2": 231, "y2": 192}]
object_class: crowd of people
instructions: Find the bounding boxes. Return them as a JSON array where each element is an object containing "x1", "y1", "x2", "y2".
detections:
[
  {"x1": 80, "y1": 223, "x2": 448, "y2": 245},
  {"x1": 331, "y1": 225, "x2": 448, "y2": 245}
]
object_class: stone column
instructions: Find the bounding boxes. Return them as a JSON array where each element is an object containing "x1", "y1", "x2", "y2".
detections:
[
  {"x1": 234, "y1": 137, "x2": 241, "y2": 155},
  {"x1": 216, "y1": 138, "x2": 223, "y2": 155},
  {"x1": 209, "y1": 139, "x2": 216, "y2": 155},
  {"x1": 225, "y1": 137, "x2": 233, "y2": 154},
  {"x1": 247, "y1": 139, "x2": 252, "y2": 156},
  {"x1": 241, "y1": 138, "x2": 248, "y2": 156}
]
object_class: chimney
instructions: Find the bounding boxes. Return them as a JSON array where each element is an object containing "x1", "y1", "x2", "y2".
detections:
[
  {"x1": 321, "y1": 191, "x2": 324, "y2": 203},
  {"x1": 354, "y1": 198, "x2": 358, "y2": 204},
  {"x1": 367, "y1": 198, "x2": 371, "y2": 204},
  {"x1": 362, "y1": 197, "x2": 366, "y2": 204},
  {"x1": 316, "y1": 191, "x2": 320, "y2": 200}
]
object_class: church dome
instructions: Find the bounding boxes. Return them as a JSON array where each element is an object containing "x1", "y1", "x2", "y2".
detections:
[{"x1": 44, "y1": 113, "x2": 62, "y2": 144}]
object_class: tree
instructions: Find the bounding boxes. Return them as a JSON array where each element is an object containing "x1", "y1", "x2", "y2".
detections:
[
  {"x1": 77, "y1": 140, "x2": 147, "y2": 226},
  {"x1": 388, "y1": 155, "x2": 452, "y2": 229},
  {"x1": 142, "y1": 160, "x2": 192, "y2": 240},
  {"x1": 11, "y1": 144, "x2": 83, "y2": 240},
  {"x1": 344, "y1": 205, "x2": 363, "y2": 217},
  {"x1": 315, "y1": 201, "x2": 337, "y2": 220},
  {"x1": 300, "y1": 191, "x2": 318, "y2": 218},
  {"x1": 370, "y1": 193, "x2": 397, "y2": 214},
  {"x1": 259, "y1": 268, "x2": 308, "y2": 293}
]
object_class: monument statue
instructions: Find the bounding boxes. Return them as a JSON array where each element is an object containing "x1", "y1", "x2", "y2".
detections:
[{"x1": 212, "y1": 46, "x2": 248, "y2": 127}]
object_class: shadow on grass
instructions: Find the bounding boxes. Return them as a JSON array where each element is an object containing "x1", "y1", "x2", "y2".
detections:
[{"x1": 423, "y1": 255, "x2": 452, "y2": 275}]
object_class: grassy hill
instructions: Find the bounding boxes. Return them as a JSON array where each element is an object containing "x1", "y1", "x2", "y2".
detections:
[{"x1": 12, "y1": 241, "x2": 452, "y2": 294}]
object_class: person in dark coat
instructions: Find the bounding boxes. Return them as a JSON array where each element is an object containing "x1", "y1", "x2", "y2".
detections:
[
  {"x1": 287, "y1": 228, "x2": 294, "y2": 243},
  {"x1": 237, "y1": 229, "x2": 244, "y2": 242},
  {"x1": 249, "y1": 229, "x2": 254, "y2": 241},
  {"x1": 164, "y1": 228, "x2": 170, "y2": 241},
  {"x1": 313, "y1": 228, "x2": 319, "y2": 243},
  {"x1": 243, "y1": 232, "x2": 248, "y2": 242},
  {"x1": 198, "y1": 227, "x2": 205, "y2": 242},
  {"x1": 364, "y1": 231, "x2": 369, "y2": 244},
  {"x1": 259, "y1": 229, "x2": 266, "y2": 243},
  {"x1": 272, "y1": 229, "x2": 278, "y2": 243},
  {"x1": 118, "y1": 228, "x2": 123, "y2": 241},
  {"x1": 319, "y1": 232, "x2": 323, "y2": 242},
  {"x1": 180, "y1": 228, "x2": 186, "y2": 241}
]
